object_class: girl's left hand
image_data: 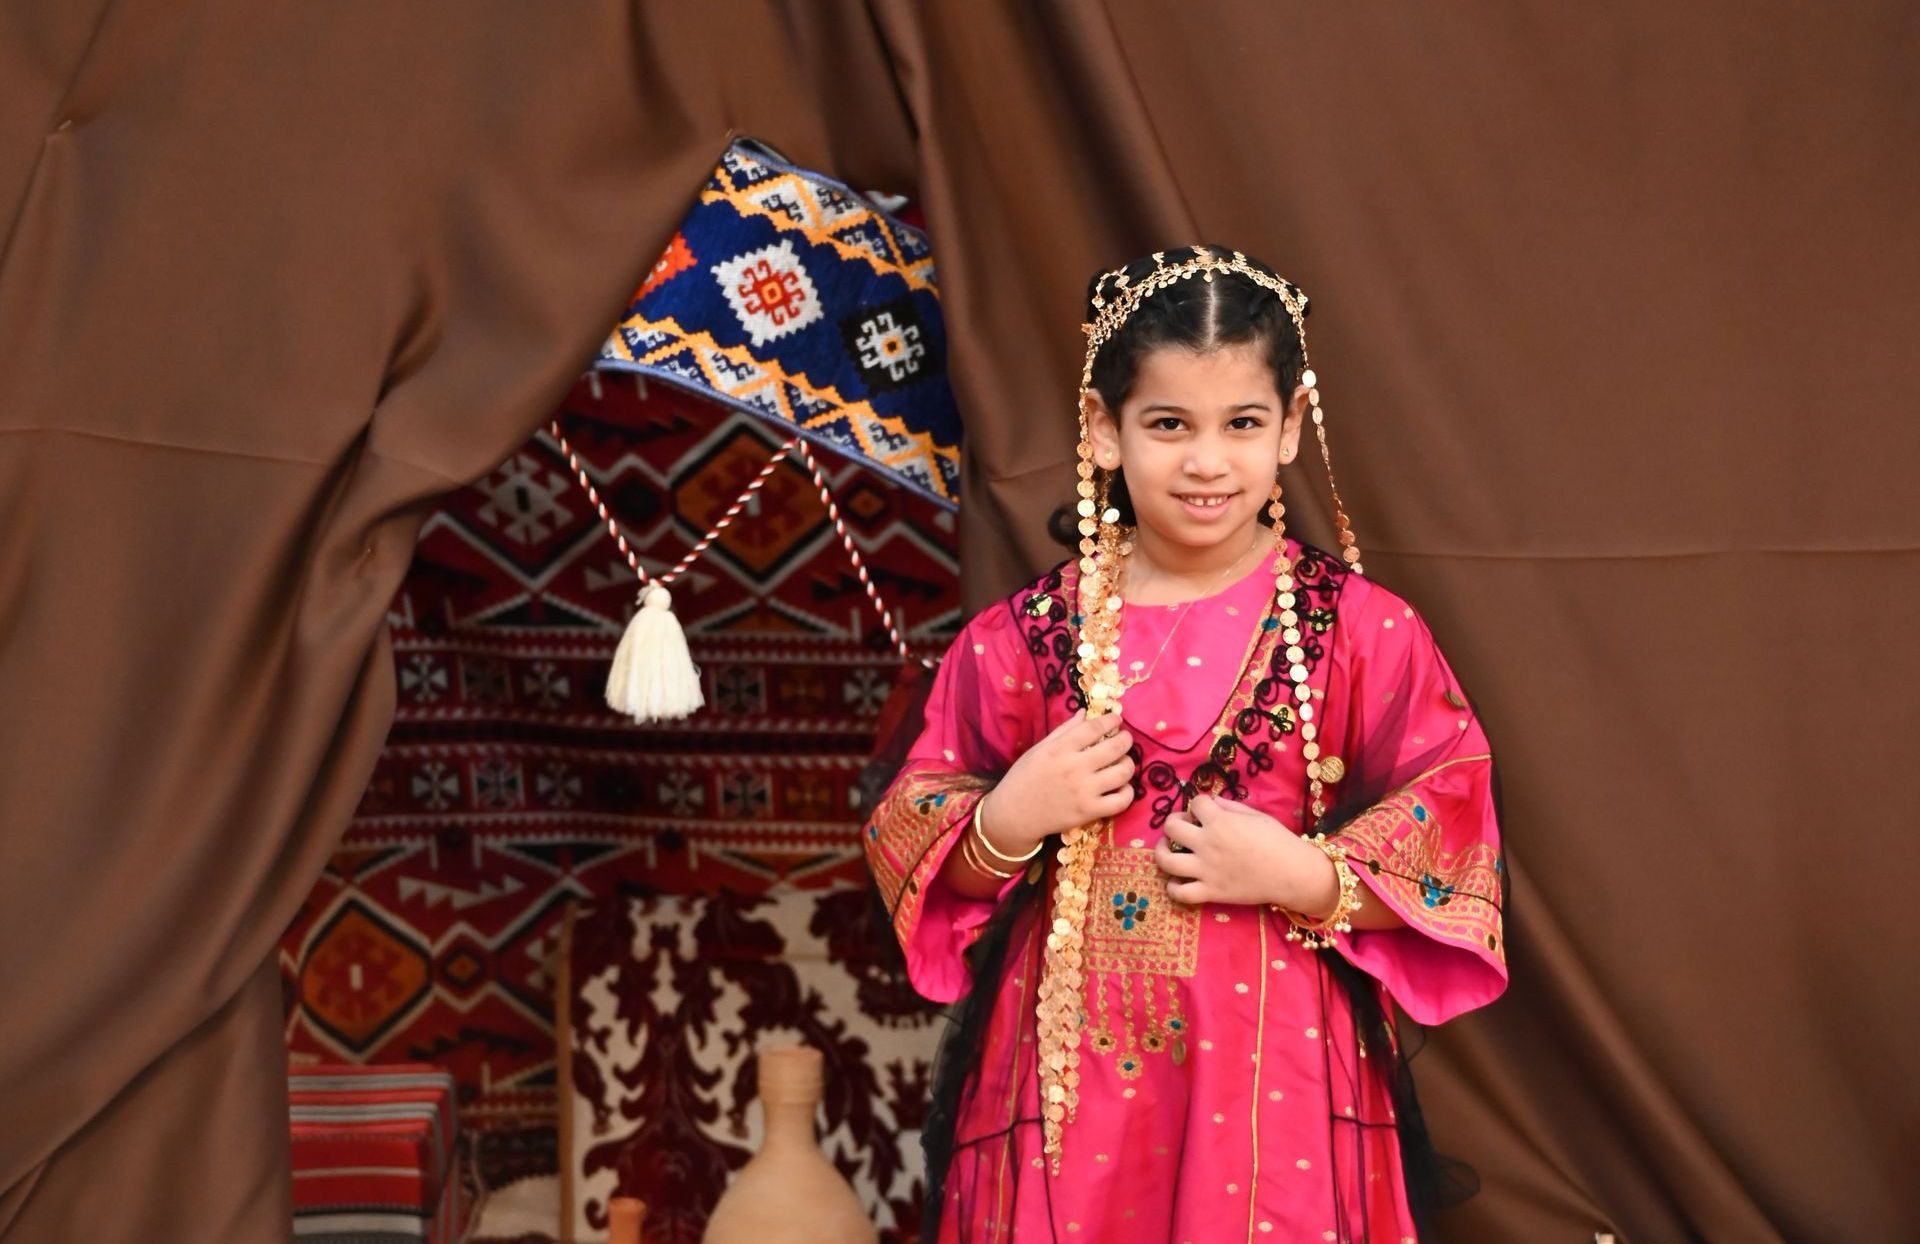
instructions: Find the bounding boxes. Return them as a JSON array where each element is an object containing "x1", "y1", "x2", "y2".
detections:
[{"x1": 1153, "y1": 794, "x2": 1340, "y2": 912}]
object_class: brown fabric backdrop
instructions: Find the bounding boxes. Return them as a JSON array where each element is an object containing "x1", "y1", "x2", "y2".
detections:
[{"x1": 1, "y1": 2, "x2": 1913, "y2": 1241}]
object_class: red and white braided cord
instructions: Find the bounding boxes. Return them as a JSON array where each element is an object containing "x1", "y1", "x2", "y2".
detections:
[
  {"x1": 791, "y1": 440, "x2": 923, "y2": 664},
  {"x1": 549, "y1": 420, "x2": 789, "y2": 587},
  {"x1": 549, "y1": 421, "x2": 923, "y2": 663}
]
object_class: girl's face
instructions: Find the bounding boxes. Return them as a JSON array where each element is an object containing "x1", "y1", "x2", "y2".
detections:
[{"x1": 1086, "y1": 341, "x2": 1309, "y2": 559}]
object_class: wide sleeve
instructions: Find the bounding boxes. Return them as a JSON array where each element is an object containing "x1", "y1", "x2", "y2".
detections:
[
  {"x1": 863, "y1": 598, "x2": 1046, "y2": 1004},
  {"x1": 1319, "y1": 576, "x2": 1508, "y2": 1025}
]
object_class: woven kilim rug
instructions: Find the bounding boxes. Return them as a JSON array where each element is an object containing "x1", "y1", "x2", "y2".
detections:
[
  {"x1": 279, "y1": 371, "x2": 959, "y2": 1214},
  {"x1": 596, "y1": 137, "x2": 961, "y2": 509}
]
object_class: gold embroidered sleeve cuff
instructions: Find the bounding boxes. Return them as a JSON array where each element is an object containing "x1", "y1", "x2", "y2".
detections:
[{"x1": 1325, "y1": 782, "x2": 1504, "y2": 965}]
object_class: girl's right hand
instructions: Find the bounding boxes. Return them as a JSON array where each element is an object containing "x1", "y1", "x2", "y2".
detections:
[{"x1": 979, "y1": 710, "x2": 1136, "y2": 854}]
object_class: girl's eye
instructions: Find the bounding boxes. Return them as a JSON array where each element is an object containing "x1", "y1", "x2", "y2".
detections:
[
  {"x1": 1229, "y1": 416, "x2": 1264, "y2": 431},
  {"x1": 1151, "y1": 416, "x2": 1184, "y2": 432}
]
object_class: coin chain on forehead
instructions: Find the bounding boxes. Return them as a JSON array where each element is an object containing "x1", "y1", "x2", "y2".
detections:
[{"x1": 1083, "y1": 248, "x2": 1306, "y2": 363}]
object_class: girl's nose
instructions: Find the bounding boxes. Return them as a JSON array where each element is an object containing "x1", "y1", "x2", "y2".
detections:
[{"x1": 1185, "y1": 447, "x2": 1230, "y2": 479}]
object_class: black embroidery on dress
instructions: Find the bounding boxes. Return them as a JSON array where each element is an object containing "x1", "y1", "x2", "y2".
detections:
[
  {"x1": 1140, "y1": 754, "x2": 1249, "y2": 829},
  {"x1": 1004, "y1": 548, "x2": 1347, "y2": 829},
  {"x1": 1008, "y1": 561, "x2": 1086, "y2": 713},
  {"x1": 1136, "y1": 544, "x2": 1349, "y2": 829}
]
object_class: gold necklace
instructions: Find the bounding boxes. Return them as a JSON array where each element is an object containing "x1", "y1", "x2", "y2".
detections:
[
  {"x1": 1115, "y1": 527, "x2": 1263, "y2": 690},
  {"x1": 1044, "y1": 486, "x2": 1308, "y2": 1170}
]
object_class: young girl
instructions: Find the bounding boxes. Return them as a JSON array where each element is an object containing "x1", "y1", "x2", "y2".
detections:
[{"x1": 865, "y1": 245, "x2": 1506, "y2": 1242}]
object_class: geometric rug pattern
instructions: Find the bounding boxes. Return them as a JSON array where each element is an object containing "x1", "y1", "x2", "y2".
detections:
[
  {"x1": 596, "y1": 138, "x2": 961, "y2": 508},
  {"x1": 280, "y1": 371, "x2": 962, "y2": 1204}
]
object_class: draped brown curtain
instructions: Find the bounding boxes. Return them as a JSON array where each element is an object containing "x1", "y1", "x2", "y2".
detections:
[{"x1": 1, "y1": 2, "x2": 1912, "y2": 1240}]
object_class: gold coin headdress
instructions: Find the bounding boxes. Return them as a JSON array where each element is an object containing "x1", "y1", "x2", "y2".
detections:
[{"x1": 1035, "y1": 243, "x2": 1366, "y2": 1169}]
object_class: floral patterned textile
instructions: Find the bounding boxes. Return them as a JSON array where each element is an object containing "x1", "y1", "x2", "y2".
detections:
[{"x1": 566, "y1": 887, "x2": 942, "y2": 1243}]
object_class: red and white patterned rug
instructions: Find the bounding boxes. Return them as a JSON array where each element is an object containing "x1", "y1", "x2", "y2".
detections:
[{"x1": 279, "y1": 371, "x2": 960, "y2": 1238}]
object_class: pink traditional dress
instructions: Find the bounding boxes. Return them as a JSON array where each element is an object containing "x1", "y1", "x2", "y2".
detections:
[{"x1": 865, "y1": 539, "x2": 1507, "y2": 1243}]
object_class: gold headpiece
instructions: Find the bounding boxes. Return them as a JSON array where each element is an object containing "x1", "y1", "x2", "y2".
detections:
[
  {"x1": 1036, "y1": 243, "x2": 1367, "y2": 1170},
  {"x1": 1075, "y1": 244, "x2": 1361, "y2": 575}
]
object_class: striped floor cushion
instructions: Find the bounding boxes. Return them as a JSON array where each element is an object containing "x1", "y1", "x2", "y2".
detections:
[{"x1": 290, "y1": 1064, "x2": 467, "y2": 1244}]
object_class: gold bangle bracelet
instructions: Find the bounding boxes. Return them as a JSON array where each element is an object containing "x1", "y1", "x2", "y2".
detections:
[
  {"x1": 972, "y1": 797, "x2": 1044, "y2": 865},
  {"x1": 1275, "y1": 834, "x2": 1362, "y2": 951},
  {"x1": 961, "y1": 826, "x2": 1018, "y2": 880}
]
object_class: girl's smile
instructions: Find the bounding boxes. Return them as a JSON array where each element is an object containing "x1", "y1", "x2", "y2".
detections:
[
  {"x1": 1174, "y1": 489, "x2": 1239, "y2": 521},
  {"x1": 1085, "y1": 339, "x2": 1310, "y2": 589}
]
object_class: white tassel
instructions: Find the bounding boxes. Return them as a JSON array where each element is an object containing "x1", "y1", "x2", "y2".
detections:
[{"x1": 605, "y1": 583, "x2": 704, "y2": 723}]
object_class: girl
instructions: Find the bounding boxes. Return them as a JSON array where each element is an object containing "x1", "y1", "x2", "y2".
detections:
[{"x1": 864, "y1": 245, "x2": 1506, "y2": 1242}]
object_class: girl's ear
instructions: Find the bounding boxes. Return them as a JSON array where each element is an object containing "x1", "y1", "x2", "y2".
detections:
[
  {"x1": 1280, "y1": 383, "x2": 1310, "y2": 462},
  {"x1": 1084, "y1": 391, "x2": 1122, "y2": 468}
]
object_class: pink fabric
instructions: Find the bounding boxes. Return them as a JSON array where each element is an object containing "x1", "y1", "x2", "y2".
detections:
[{"x1": 864, "y1": 541, "x2": 1506, "y2": 1242}]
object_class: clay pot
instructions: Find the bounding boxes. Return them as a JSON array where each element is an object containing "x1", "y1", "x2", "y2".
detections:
[
  {"x1": 702, "y1": 1046, "x2": 877, "y2": 1243},
  {"x1": 609, "y1": 1196, "x2": 647, "y2": 1244}
]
